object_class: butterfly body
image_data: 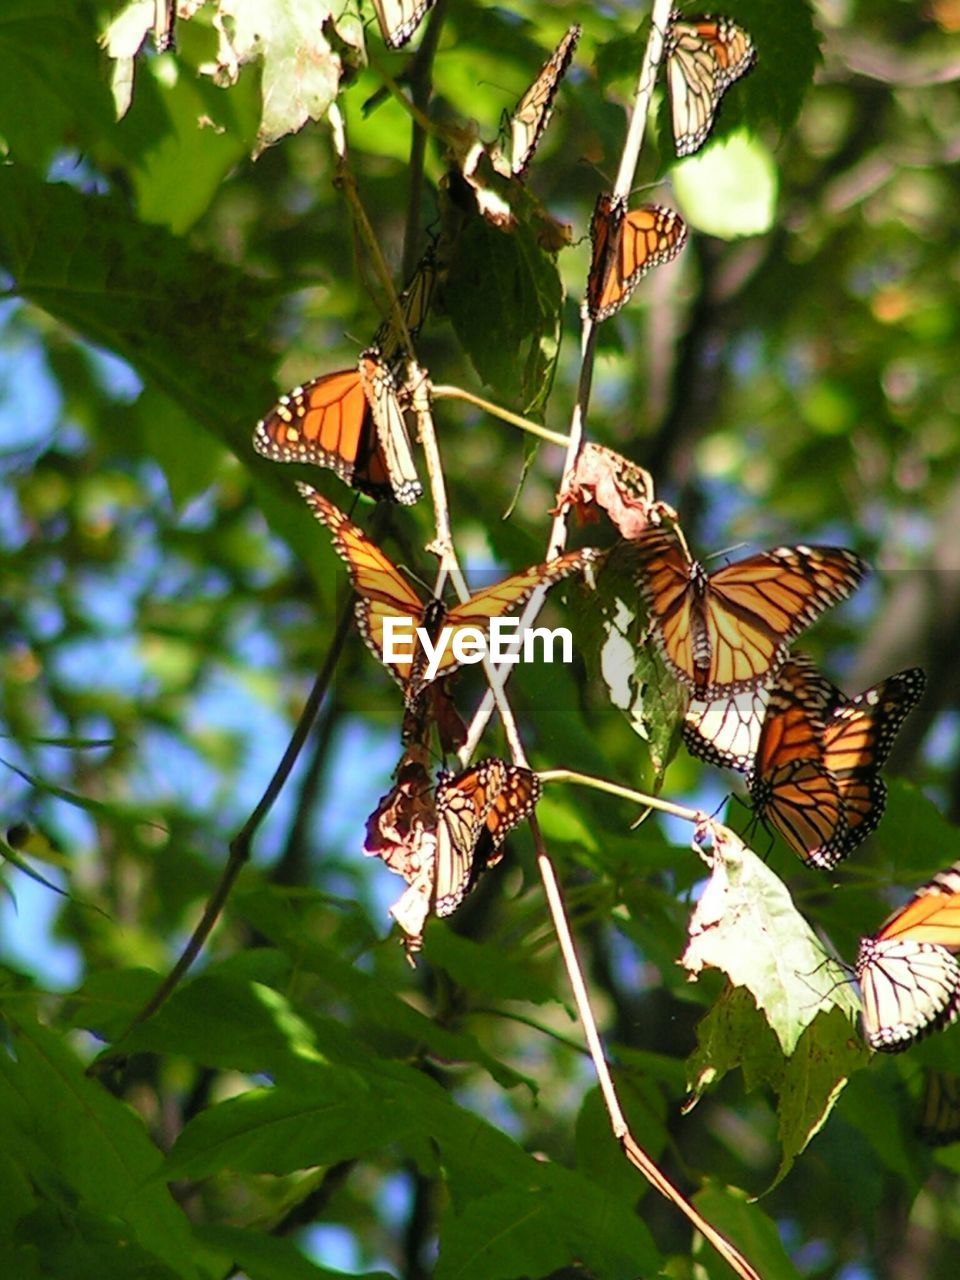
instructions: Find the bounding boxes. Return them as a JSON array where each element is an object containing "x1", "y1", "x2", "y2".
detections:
[
  {"x1": 585, "y1": 194, "x2": 687, "y2": 321},
  {"x1": 665, "y1": 9, "x2": 757, "y2": 157}
]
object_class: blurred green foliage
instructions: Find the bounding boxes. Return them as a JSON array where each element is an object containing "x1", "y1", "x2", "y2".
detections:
[{"x1": 1, "y1": 1, "x2": 960, "y2": 1277}]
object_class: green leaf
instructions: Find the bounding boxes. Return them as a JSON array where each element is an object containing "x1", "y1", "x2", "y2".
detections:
[
  {"x1": 426, "y1": 928, "x2": 559, "y2": 1004},
  {"x1": 0, "y1": 2, "x2": 114, "y2": 169},
  {"x1": 442, "y1": 200, "x2": 563, "y2": 413},
  {"x1": 197, "y1": 0, "x2": 346, "y2": 155},
  {"x1": 116, "y1": 975, "x2": 329, "y2": 1082},
  {"x1": 692, "y1": 1182, "x2": 801, "y2": 1280},
  {"x1": 0, "y1": 165, "x2": 278, "y2": 442},
  {"x1": 164, "y1": 1069, "x2": 428, "y2": 1179},
  {"x1": 235, "y1": 889, "x2": 535, "y2": 1091},
  {"x1": 681, "y1": 825, "x2": 859, "y2": 1055},
  {"x1": 197, "y1": 1225, "x2": 395, "y2": 1280},
  {"x1": 435, "y1": 1170, "x2": 660, "y2": 1280},
  {"x1": 0, "y1": 1017, "x2": 207, "y2": 1280}
]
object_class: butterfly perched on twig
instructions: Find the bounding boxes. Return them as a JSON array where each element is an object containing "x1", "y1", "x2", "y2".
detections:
[
  {"x1": 297, "y1": 485, "x2": 597, "y2": 706},
  {"x1": 584, "y1": 194, "x2": 687, "y2": 322}
]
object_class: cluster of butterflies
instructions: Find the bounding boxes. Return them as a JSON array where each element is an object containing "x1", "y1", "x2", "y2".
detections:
[
  {"x1": 250, "y1": 14, "x2": 960, "y2": 1050},
  {"x1": 559, "y1": 447, "x2": 960, "y2": 1056},
  {"x1": 293, "y1": 481, "x2": 596, "y2": 951}
]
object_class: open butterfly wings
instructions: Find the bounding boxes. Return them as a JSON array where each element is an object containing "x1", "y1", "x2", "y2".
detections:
[
  {"x1": 633, "y1": 526, "x2": 867, "y2": 698},
  {"x1": 665, "y1": 10, "x2": 757, "y2": 157},
  {"x1": 298, "y1": 484, "x2": 597, "y2": 700},
  {"x1": 434, "y1": 760, "x2": 541, "y2": 916},
  {"x1": 585, "y1": 195, "x2": 687, "y2": 321},
  {"x1": 501, "y1": 24, "x2": 581, "y2": 178},
  {"x1": 254, "y1": 245, "x2": 437, "y2": 504},
  {"x1": 748, "y1": 658, "x2": 925, "y2": 868},
  {"x1": 254, "y1": 349, "x2": 422, "y2": 505}
]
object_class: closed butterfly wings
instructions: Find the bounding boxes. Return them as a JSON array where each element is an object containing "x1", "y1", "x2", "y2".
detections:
[
  {"x1": 857, "y1": 861, "x2": 960, "y2": 1051},
  {"x1": 748, "y1": 657, "x2": 925, "y2": 868},
  {"x1": 372, "y1": 0, "x2": 435, "y2": 48},
  {"x1": 633, "y1": 525, "x2": 867, "y2": 699},
  {"x1": 494, "y1": 24, "x2": 581, "y2": 178},
  {"x1": 585, "y1": 194, "x2": 687, "y2": 322},
  {"x1": 665, "y1": 10, "x2": 757, "y2": 157},
  {"x1": 434, "y1": 760, "x2": 541, "y2": 915},
  {"x1": 298, "y1": 484, "x2": 596, "y2": 703}
]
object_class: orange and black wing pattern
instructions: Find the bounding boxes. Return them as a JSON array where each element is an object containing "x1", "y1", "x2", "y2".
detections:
[
  {"x1": 503, "y1": 24, "x2": 581, "y2": 177},
  {"x1": 633, "y1": 524, "x2": 867, "y2": 697},
  {"x1": 665, "y1": 10, "x2": 757, "y2": 157},
  {"x1": 411, "y1": 547, "x2": 598, "y2": 692},
  {"x1": 434, "y1": 760, "x2": 540, "y2": 916},
  {"x1": 296, "y1": 483, "x2": 426, "y2": 687},
  {"x1": 255, "y1": 350, "x2": 421, "y2": 505},
  {"x1": 748, "y1": 657, "x2": 925, "y2": 868},
  {"x1": 585, "y1": 194, "x2": 687, "y2": 322}
]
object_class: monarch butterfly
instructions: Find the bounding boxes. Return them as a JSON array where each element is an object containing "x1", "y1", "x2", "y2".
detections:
[
  {"x1": 682, "y1": 683, "x2": 770, "y2": 773},
  {"x1": 373, "y1": 243, "x2": 438, "y2": 364},
  {"x1": 254, "y1": 349, "x2": 422, "y2": 505},
  {"x1": 154, "y1": 0, "x2": 176, "y2": 51},
  {"x1": 584, "y1": 194, "x2": 687, "y2": 322},
  {"x1": 918, "y1": 1070, "x2": 960, "y2": 1145},
  {"x1": 665, "y1": 10, "x2": 757, "y2": 158},
  {"x1": 434, "y1": 758, "x2": 541, "y2": 916},
  {"x1": 632, "y1": 524, "x2": 867, "y2": 699},
  {"x1": 856, "y1": 860, "x2": 960, "y2": 1051},
  {"x1": 297, "y1": 484, "x2": 597, "y2": 704},
  {"x1": 748, "y1": 656, "x2": 925, "y2": 868},
  {"x1": 492, "y1": 24, "x2": 581, "y2": 179},
  {"x1": 372, "y1": 0, "x2": 435, "y2": 49}
]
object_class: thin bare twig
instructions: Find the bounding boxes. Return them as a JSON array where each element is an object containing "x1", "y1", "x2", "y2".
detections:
[
  {"x1": 430, "y1": 384, "x2": 570, "y2": 446},
  {"x1": 89, "y1": 595, "x2": 356, "y2": 1070}
]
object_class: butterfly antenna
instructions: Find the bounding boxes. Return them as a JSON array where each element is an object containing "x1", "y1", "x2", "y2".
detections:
[{"x1": 703, "y1": 540, "x2": 749, "y2": 565}]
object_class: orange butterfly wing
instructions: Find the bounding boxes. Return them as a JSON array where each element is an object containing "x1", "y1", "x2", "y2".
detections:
[
  {"x1": 585, "y1": 195, "x2": 687, "y2": 322},
  {"x1": 665, "y1": 12, "x2": 757, "y2": 157},
  {"x1": 255, "y1": 351, "x2": 421, "y2": 505},
  {"x1": 296, "y1": 483, "x2": 426, "y2": 687},
  {"x1": 434, "y1": 760, "x2": 540, "y2": 915},
  {"x1": 505, "y1": 24, "x2": 581, "y2": 177},
  {"x1": 634, "y1": 526, "x2": 867, "y2": 696},
  {"x1": 875, "y1": 861, "x2": 960, "y2": 948},
  {"x1": 749, "y1": 657, "x2": 924, "y2": 868},
  {"x1": 425, "y1": 548, "x2": 597, "y2": 684}
]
